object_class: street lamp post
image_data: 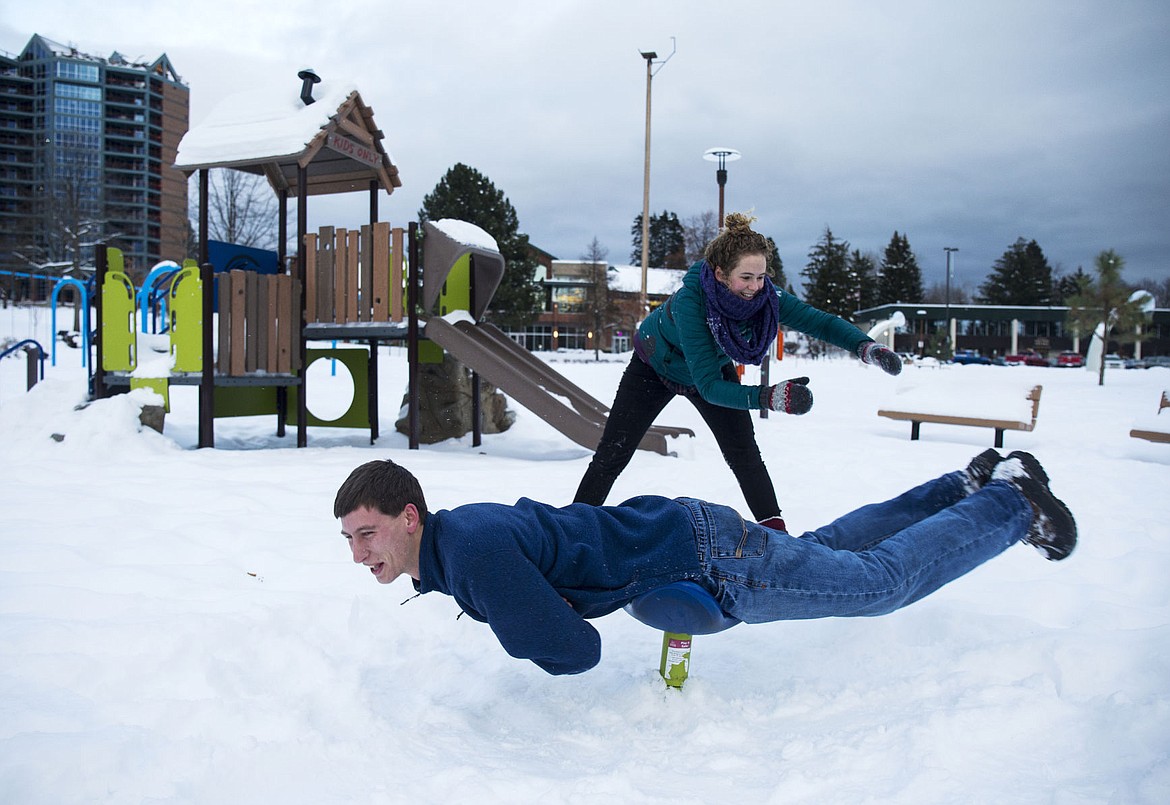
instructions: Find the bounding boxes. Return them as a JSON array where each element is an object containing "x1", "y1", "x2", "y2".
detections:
[
  {"x1": 702, "y1": 147, "x2": 741, "y2": 228},
  {"x1": 638, "y1": 40, "x2": 675, "y2": 317},
  {"x1": 944, "y1": 247, "x2": 958, "y2": 355}
]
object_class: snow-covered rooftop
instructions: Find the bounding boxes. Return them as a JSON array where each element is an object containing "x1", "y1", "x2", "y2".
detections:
[
  {"x1": 608, "y1": 264, "x2": 684, "y2": 296},
  {"x1": 173, "y1": 78, "x2": 400, "y2": 196},
  {"x1": 175, "y1": 81, "x2": 361, "y2": 168}
]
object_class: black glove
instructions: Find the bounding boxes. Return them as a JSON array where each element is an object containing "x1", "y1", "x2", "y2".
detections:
[
  {"x1": 857, "y1": 341, "x2": 903, "y2": 376},
  {"x1": 760, "y1": 377, "x2": 813, "y2": 415}
]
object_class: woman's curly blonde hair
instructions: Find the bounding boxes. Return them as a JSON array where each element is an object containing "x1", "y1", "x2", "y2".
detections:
[{"x1": 702, "y1": 212, "x2": 774, "y2": 276}]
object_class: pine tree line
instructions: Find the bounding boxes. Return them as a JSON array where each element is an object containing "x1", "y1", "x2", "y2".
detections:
[{"x1": 412, "y1": 162, "x2": 1166, "y2": 332}]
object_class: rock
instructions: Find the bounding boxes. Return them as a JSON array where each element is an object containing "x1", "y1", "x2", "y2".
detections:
[
  {"x1": 395, "y1": 353, "x2": 514, "y2": 443},
  {"x1": 139, "y1": 404, "x2": 166, "y2": 434}
]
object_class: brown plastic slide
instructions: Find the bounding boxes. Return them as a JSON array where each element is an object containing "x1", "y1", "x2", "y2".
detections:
[{"x1": 424, "y1": 316, "x2": 694, "y2": 455}]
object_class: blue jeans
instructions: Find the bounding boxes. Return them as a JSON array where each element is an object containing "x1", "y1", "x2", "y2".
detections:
[{"x1": 679, "y1": 472, "x2": 1032, "y2": 622}]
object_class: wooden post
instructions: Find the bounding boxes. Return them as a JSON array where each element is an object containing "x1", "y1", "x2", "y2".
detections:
[
  {"x1": 93, "y1": 244, "x2": 107, "y2": 399},
  {"x1": 390, "y1": 226, "x2": 404, "y2": 322},
  {"x1": 199, "y1": 261, "x2": 215, "y2": 449},
  {"x1": 371, "y1": 223, "x2": 390, "y2": 322},
  {"x1": 358, "y1": 224, "x2": 372, "y2": 322},
  {"x1": 332, "y1": 226, "x2": 343, "y2": 322},
  {"x1": 228, "y1": 270, "x2": 247, "y2": 376},
  {"x1": 303, "y1": 232, "x2": 318, "y2": 323},
  {"x1": 296, "y1": 165, "x2": 308, "y2": 448},
  {"x1": 368, "y1": 337, "x2": 379, "y2": 444},
  {"x1": 470, "y1": 253, "x2": 481, "y2": 448},
  {"x1": 408, "y1": 222, "x2": 420, "y2": 450},
  {"x1": 24, "y1": 343, "x2": 41, "y2": 390}
]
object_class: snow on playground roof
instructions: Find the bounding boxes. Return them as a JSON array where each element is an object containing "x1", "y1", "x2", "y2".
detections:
[
  {"x1": 432, "y1": 219, "x2": 499, "y2": 252},
  {"x1": 174, "y1": 79, "x2": 401, "y2": 196},
  {"x1": 608, "y1": 265, "x2": 684, "y2": 296}
]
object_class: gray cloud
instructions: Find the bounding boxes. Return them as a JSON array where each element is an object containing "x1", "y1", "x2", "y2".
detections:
[{"x1": 4, "y1": 0, "x2": 1167, "y2": 295}]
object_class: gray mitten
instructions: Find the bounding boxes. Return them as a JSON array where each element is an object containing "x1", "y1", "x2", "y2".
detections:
[
  {"x1": 857, "y1": 341, "x2": 903, "y2": 376},
  {"x1": 760, "y1": 377, "x2": 813, "y2": 415}
]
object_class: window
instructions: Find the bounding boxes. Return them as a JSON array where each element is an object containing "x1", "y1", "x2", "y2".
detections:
[
  {"x1": 55, "y1": 83, "x2": 101, "y2": 101},
  {"x1": 54, "y1": 115, "x2": 100, "y2": 134},
  {"x1": 54, "y1": 97, "x2": 101, "y2": 117},
  {"x1": 55, "y1": 61, "x2": 99, "y2": 83}
]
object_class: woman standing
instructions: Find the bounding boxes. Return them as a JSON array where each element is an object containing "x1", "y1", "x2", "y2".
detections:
[{"x1": 573, "y1": 213, "x2": 903, "y2": 527}]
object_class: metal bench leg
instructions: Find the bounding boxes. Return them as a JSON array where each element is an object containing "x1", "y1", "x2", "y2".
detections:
[
  {"x1": 910, "y1": 421, "x2": 921, "y2": 441},
  {"x1": 994, "y1": 428, "x2": 1005, "y2": 448}
]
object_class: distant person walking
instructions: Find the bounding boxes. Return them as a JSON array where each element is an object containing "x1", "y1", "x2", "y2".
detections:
[{"x1": 573, "y1": 213, "x2": 903, "y2": 528}]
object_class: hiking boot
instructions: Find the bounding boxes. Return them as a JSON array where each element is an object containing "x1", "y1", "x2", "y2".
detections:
[
  {"x1": 991, "y1": 456, "x2": 1077, "y2": 561},
  {"x1": 963, "y1": 448, "x2": 1004, "y2": 493},
  {"x1": 1006, "y1": 450, "x2": 1050, "y2": 486}
]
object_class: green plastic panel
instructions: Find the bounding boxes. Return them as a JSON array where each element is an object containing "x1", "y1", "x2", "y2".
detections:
[
  {"x1": 169, "y1": 261, "x2": 203, "y2": 372},
  {"x1": 419, "y1": 340, "x2": 444, "y2": 365},
  {"x1": 437, "y1": 253, "x2": 470, "y2": 315},
  {"x1": 287, "y1": 348, "x2": 370, "y2": 429},
  {"x1": 214, "y1": 385, "x2": 279, "y2": 418},
  {"x1": 129, "y1": 376, "x2": 170, "y2": 412},
  {"x1": 101, "y1": 249, "x2": 136, "y2": 372}
]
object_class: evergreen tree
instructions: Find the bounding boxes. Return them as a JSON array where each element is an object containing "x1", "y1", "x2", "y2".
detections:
[
  {"x1": 977, "y1": 238, "x2": 1055, "y2": 305},
  {"x1": 630, "y1": 210, "x2": 687, "y2": 269},
  {"x1": 801, "y1": 227, "x2": 854, "y2": 319},
  {"x1": 765, "y1": 236, "x2": 787, "y2": 291},
  {"x1": 877, "y1": 231, "x2": 924, "y2": 304},
  {"x1": 1065, "y1": 250, "x2": 1148, "y2": 385},
  {"x1": 1053, "y1": 267, "x2": 1092, "y2": 305},
  {"x1": 419, "y1": 163, "x2": 542, "y2": 327},
  {"x1": 849, "y1": 249, "x2": 880, "y2": 312}
]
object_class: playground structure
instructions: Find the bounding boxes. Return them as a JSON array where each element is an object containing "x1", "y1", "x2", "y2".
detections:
[
  {"x1": 88, "y1": 218, "x2": 694, "y2": 454},
  {"x1": 87, "y1": 71, "x2": 703, "y2": 685},
  {"x1": 121, "y1": 72, "x2": 689, "y2": 452}
]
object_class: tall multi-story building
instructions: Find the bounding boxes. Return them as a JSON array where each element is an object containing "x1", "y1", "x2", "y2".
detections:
[{"x1": 0, "y1": 33, "x2": 189, "y2": 296}]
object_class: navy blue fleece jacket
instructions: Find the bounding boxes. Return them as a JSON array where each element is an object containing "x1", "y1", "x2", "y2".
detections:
[{"x1": 413, "y1": 496, "x2": 702, "y2": 675}]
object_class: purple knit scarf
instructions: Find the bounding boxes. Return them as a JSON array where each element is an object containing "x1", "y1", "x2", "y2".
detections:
[{"x1": 699, "y1": 261, "x2": 779, "y2": 366}]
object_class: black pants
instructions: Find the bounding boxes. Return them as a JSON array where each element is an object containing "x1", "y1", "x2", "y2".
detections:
[{"x1": 573, "y1": 356, "x2": 782, "y2": 520}]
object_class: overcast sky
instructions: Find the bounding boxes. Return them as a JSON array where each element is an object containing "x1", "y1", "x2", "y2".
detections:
[{"x1": 4, "y1": 0, "x2": 1169, "y2": 296}]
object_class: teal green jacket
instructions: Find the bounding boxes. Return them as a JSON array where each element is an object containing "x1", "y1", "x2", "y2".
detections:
[{"x1": 634, "y1": 261, "x2": 873, "y2": 410}]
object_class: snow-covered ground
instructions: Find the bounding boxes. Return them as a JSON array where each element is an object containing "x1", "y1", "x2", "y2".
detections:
[{"x1": 2, "y1": 303, "x2": 1168, "y2": 804}]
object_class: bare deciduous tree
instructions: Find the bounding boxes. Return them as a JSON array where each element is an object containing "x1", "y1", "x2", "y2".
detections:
[
  {"x1": 683, "y1": 210, "x2": 719, "y2": 265},
  {"x1": 581, "y1": 236, "x2": 616, "y2": 360},
  {"x1": 193, "y1": 171, "x2": 278, "y2": 250}
]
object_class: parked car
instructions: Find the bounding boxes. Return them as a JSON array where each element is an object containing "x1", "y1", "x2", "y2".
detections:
[
  {"x1": 1143, "y1": 356, "x2": 1170, "y2": 370},
  {"x1": 951, "y1": 350, "x2": 992, "y2": 365},
  {"x1": 1103, "y1": 353, "x2": 1125, "y2": 369},
  {"x1": 1057, "y1": 351, "x2": 1085, "y2": 368},
  {"x1": 1004, "y1": 351, "x2": 1049, "y2": 367}
]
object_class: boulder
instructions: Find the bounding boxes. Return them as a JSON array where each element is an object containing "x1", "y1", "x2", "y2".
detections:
[{"x1": 395, "y1": 352, "x2": 514, "y2": 443}]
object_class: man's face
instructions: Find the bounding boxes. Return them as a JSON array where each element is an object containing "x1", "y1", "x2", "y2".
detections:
[{"x1": 340, "y1": 504, "x2": 420, "y2": 584}]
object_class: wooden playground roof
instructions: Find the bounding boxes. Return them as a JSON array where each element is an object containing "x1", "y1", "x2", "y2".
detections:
[{"x1": 174, "y1": 81, "x2": 402, "y2": 197}]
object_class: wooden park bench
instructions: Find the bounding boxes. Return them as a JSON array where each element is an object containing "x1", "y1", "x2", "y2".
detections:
[
  {"x1": 878, "y1": 384, "x2": 1042, "y2": 448},
  {"x1": 1129, "y1": 391, "x2": 1170, "y2": 444}
]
